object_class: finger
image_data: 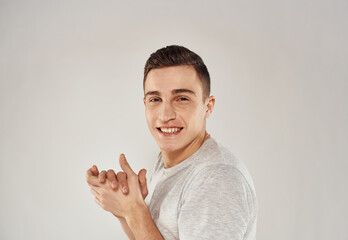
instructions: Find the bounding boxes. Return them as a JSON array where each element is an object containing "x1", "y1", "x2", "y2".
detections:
[
  {"x1": 86, "y1": 169, "x2": 102, "y2": 187},
  {"x1": 117, "y1": 172, "x2": 128, "y2": 194},
  {"x1": 98, "y1": 170, "x2": 107, "y2": 183},
  {"x1": 91, "y1": 165, "x2": 99, "y2": 176},
  {"x1": 86, "y1": 168, "x2": 93, "y2": 178},
  {"x1": 119, "y1": 154, "x2": 136, "y2": 176},
  {"x1": 90, "y1": 188, "x2": 100, "y2": 197},
  {"x1": 94, "y1": 196, "x2": 104, "y2": 209},
  {"x1": 138, "y1": 169, "x2": 148, "y2": 198},
  {"x1": 106, "y1": 169, "x2": 118, "y2": 190},
  {"x1": 138, "y1": 169, "x2": 147, "y2": 185}
]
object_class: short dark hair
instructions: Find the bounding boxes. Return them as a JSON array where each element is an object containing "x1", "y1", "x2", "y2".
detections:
[{"x1": 143, "y1": 45, "x2": 211, "y2": 100}]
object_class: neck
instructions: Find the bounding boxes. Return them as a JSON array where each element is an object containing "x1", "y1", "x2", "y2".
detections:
[{"x1": 161, "y1": 130, "x2": 210, "y2": 169}]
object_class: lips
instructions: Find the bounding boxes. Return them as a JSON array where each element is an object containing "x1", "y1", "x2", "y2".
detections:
[{"x1": 156, "y1": 127, "x2": 184, "y2": 136}]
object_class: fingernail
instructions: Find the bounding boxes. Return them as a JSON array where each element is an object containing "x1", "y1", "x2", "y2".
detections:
[
  {"x1": 122, "y1": 187, "x2": 127, "y2": 193},
  {"x1": 111, "y1": 182, "x2": 116, "y2": 188}
]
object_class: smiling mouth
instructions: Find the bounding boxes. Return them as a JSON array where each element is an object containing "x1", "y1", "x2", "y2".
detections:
[{"x1": 157, "y1": 127, "x2": 183, "y2": 134}]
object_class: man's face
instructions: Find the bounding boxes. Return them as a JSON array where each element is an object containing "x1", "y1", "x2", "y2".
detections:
[{"x1": 143, "y1": 65, "x2": 212, "y2": 153}]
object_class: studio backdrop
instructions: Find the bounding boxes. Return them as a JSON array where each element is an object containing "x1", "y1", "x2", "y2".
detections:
[{"x1": 0, "y1": 0, "x2": 347, "y2": 239}]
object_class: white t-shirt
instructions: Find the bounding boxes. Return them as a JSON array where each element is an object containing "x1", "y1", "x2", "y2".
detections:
[{"x1": 145, "y1": 138, "x2": 258, "y2": 240}]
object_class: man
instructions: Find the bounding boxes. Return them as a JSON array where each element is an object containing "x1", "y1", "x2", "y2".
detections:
[{"x1": 86, "y1": 45, "x2": 258, "y2": 239}]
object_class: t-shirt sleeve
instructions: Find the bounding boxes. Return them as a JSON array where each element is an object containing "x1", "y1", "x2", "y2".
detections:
[{"x1": 178, "y1": 164, "x2": 253, "y2": 240}]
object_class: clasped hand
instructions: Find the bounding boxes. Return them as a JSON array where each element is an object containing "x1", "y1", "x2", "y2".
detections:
[{"x1": 86, "y1": 154, "x2": 148, "y2": 219}]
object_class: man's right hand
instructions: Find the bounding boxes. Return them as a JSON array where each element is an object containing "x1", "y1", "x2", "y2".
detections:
[
  {"x1": 90, "y1": 164, "x2": 148, "y2": 200},
  {"x1": 88, "y1": 161, "x2": 148, "y2": 240}
]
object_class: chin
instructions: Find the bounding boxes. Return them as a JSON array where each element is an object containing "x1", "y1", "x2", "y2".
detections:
[{"x1": 156, "y1": 141, "x2": 182, "y2": 153}]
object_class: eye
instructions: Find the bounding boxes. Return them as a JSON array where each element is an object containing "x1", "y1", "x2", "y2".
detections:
[
  {"x1": 178, "y1": 97, "x2": 189, "y2": 101},
  {"x1": 150, "y1": 97, "x2": 161, "y2": 102}
]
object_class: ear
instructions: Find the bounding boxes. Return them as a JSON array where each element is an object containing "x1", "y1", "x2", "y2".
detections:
[{"x1": 205, "y1": 96, "x2": 215, "y2": 118}]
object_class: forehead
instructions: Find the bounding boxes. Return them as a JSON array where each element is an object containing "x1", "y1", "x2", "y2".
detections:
[{"x1": 144, "y1": 66, "x2": 203, "y2": 95}]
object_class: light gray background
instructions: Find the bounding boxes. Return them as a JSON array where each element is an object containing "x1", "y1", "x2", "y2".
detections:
[{"x1": 1, "y1": 0, "x2": 347, "y2": 239}]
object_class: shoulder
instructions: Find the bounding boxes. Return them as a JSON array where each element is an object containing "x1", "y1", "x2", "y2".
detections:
[
  {"x1": 187, "y1": 138, "x2": 250, "y2": 186},
  {"x1": 190, "y1": 138, "x2": 257, "y2": 191},
  {"x1": 194, "y1": 138, "x2": 242, "y2": 167},
  {"x1": 179, "y1": 162, "x2": 258, "y2": 227},
  {"x1": 181, "y1": 138, "x2": 257, "y2": 208},
  {"x1": 183, "y1": 163, "x2": 251, "y2": 197}
]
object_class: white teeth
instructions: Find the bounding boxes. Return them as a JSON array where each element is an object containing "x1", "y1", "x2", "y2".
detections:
[{"x1": 160, "y1": 127, "x2": 181, "y2": 133}]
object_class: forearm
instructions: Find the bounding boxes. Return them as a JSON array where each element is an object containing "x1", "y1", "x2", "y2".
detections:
[
  {"x1": 126, "y1": 202, "x2": 164, "y2": 240},
  {"x1": 116, "y1": 216, "x2": 136, "y2": 240}
]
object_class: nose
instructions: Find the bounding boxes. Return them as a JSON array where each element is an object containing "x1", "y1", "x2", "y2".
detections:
[{"x1": 159, "y1": 101, "x2": 176, "y2": 123}]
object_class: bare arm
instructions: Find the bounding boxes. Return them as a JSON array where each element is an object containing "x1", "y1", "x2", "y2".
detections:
[
  {"x1": 90, "y1": 163, "x2": 150, "y2": 240},
  {"x1": 90, "y1": 165, "x2": 137, "y2": 239},
  {"x1": 115, "y1": 215, "x2": 136, "y2": 240},
  {"x1": 126, "y1": 203, "x2": 164, "y2": 240}
]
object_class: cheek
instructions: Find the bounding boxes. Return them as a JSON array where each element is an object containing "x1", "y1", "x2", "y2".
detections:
[
  {"x1": 145, "y1": 110, "x2": 152, "y2": 126},
  {"x1": 193, "y1": 109, "x2": 207, "y2": 127},
  {"x1": 145, "y1": 107, "x2": 157, "y2": 124},
  {"x1": 180, "y1": 105, "x2": 205, "y2": 123}
]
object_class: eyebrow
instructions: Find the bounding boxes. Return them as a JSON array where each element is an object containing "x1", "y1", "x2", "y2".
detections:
[
  {"x1": 144, "y1": 89, "x2": 196, "y2": 98},
  {"x1": 173, "y1": 89, "x2": 196, "y2": 96},
  {"x1": 144, "y1": 91, "x2": 160, "y2": 98}
]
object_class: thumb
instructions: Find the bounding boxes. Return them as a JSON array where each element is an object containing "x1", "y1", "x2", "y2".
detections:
[
  {"x1": 119, "y1": 154, "x2": 136, "y2": 176},
  {"x1": 138, "y1": 169, "x2": 148, "y2": 199}
]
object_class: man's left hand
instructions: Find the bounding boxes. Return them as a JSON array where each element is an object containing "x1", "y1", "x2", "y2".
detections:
[{"x1": 86, "y1": 154, "x2": 147, "y2": 219}]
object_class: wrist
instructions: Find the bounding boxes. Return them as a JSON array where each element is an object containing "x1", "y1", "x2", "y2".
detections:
[
  {"x1": 124, "y1": 201, "x2": 163, "y2": 240},
  {"x1": 125, "y1": 200, "x2": 149, "y2": 226},
  {"x1": 113, "y1": 213, "x2": 125, "y2": 220}
]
